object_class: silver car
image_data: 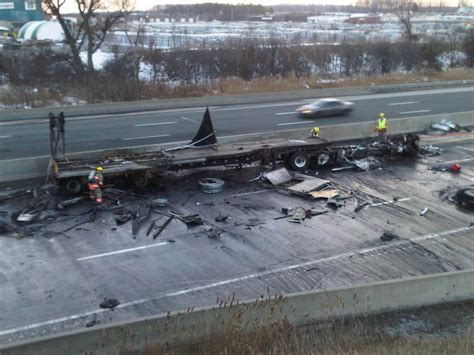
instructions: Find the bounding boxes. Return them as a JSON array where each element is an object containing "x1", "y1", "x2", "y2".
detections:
[{"x1": 296, "y1": 98, "x2": 354, "y2": 118}]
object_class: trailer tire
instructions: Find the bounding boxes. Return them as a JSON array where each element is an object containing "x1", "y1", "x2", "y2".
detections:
[
  {"x1": 289, "y1": 151, "x2": 309, "y2": 171},
  {"x1": 65, "y1": 179, "x2": 82, "y2": 195},
  {"x1": 456, "y1": 188, "x2": 474, "y2": 210},
  {"x1": 133, "y1": 173, "x2": 149, "y2": 188}
]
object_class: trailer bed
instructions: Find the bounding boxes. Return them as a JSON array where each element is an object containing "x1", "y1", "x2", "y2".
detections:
[{"x1": 54, "y1": 138, "x2": 330, "y2": 180}]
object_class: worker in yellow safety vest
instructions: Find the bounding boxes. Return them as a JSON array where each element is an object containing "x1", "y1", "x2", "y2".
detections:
[
  {"x1": 376, "y1": 113, "x2": 387, "y2": 139},
  {"x1": 88, "y1": 166, "x2": 104, "y2": 204},
  {"x1": 311, "y1": 127, "x2": 320, "y2": 137}
]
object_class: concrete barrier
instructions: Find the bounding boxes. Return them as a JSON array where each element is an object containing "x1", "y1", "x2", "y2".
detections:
[
  {"x1": 2, "y1": 79, "x2": 473, "y2": 122},
  {"x1": 0, "y1": 111, "x2": 472, "y2": 184},
  {"x1": 0, "y1": 86, "x2": 370, "y2": 122},
  {"x1": 2, "y1": 270, "x2": 473, "y2": 355}
]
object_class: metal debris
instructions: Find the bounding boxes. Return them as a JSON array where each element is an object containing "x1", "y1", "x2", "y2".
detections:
[
  {"x1": 351, "y1": 157, "x2": 382, "y2": 172},
  {"x1": 153, "y1": 216, "x2": 174, "y2": 240},
  {"x1": 327, "y1": 198, "x2": 344, "y2": 209},
  {"x1": 99, "y1": 298, "x2": 120, "y2": 309},
  {"x1": 419, "y1": 145, "x2": 443, "y2": 157},
  {"x1": 309, "y1": 190, "x2": 339, "y2": 200},
  {"x1": 420, "y1": 207, "x2": 429, "y2": 216},
  {"x1": 354, "y1": 201, "x2": 371, "y2": 212},
  {"x1": 287, "y1": 176, "x2": 330, "y2": 195},
  {"x1": 263, "y1": 168, "x2": 293, "y2": 186},
  {"x1": 57, "y1": 197, "x2": 84, "y2": 210},
  {"x1": 150, "y1": 198, "x2": 168, "y2": 208},
  {"x1": 380, "y1": 231, "x2": 399, "y2": 241}
]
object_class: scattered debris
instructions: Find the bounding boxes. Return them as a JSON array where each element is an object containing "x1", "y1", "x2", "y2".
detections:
[
  {"x1": 263, "y1": 168, "x2": 292, "y2": 186},
  {"x1": 351, "y1": 157, "x2": 382, "y2": 172},
  {"x1": 86, "y1": 315, "x2": 99, "y2": 328},
  {"x1": 132, "y1": 204, "x2": 152, "y2": 236},
  {"x1": 150, "y1": 198, "x2": 168, "y2": 208},
  {"x1": 429, "y1": 119, "x2": 471, "y2": 134},
  {"x1": 114, "y1": 212, "x2": 134, "y2": 226},
  {"x1": 171, "y1": 213, "x2": 203, "y2": 226},
  {"x1": 309, "y1": 190, "x2": 339, "y2": 200},
  {"x1": 99, "y1": 298, "x2": 120, "y2": 309},
  {"x1": 380, "y1": 231, "x2": 399, "y2": 241},
  {"x1": 153, "y1": 216, "x2": 174, "y2": 240},
  {"x1": 430, "y1": 163, "x2": 462, "y2": 173},
  {"x1": 287, "y1": 176, "x2": 330, "y2": 196},
  {"x1": 327, "y1": 198, "x2": 344, "y2": 209},
  {"x1": 199, "y1": 178, "x2": 225, "y2": 194},
  {"x1": 57, "y1": 197, "x2": 84, "y2": 210},
  {"x1": 354, "y1": 201, "x2": 371, "y2": 212},
  {"x1": 15, "y1": 199, "x2": 49, "y2": 224},
  {"x1": 420, "y1": 207, "x2": 429, "y2": 216},
  {"x1": 276, "y1": 207, "x2": 328, "y2": 222},
  {"x1": 419, "y1": 145, "x2": 443, "y2": 157},
  {"x1": 215, "y1": 215, "x2": 229, "y2": 223}
]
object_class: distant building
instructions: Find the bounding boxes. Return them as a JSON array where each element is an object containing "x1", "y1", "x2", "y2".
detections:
[
  {"x1": 0, "y1": 0, "x2": 43, "y2": 26},
  {"x1": 345, "y1": 16, "x2": 381, "y2": 25}
]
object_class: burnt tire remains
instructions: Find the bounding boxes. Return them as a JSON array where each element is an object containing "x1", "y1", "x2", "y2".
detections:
[
  {"x1": 199, "y1": 178, "x2": 224, "y2": 194},
  {"x1": 456, "y1": 188, "x2": 474, "y2": 210}
]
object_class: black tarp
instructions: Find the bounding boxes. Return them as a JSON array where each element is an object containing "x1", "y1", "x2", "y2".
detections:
[{"x1": 189, "y1": 108, "x2": 217, "y2": 147}]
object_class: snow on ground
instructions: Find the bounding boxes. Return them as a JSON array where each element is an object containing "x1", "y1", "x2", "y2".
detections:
[{"x1": 79, "y1": 50, "x2": 114, "y2": 70}]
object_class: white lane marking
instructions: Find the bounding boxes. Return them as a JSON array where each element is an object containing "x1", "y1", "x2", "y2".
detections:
[
  {"x1": 78, "y1": 242, "x2": 168, "y2": 261},
  {"x1": 388, "y1": 101, "x2": 418, "y2": 106},
  {"x1": 122, "y1": 134, "x2": 171, "y2": 141},
  {"x1": 399, "y1": 109, "x2": 431, "y2": 115},
  {"x1": 0, "y1": 136, "x2": 12, "y2": 139},
  {"x1": 0, "y1": 225, "x2": 471, "y2": 338},
  {"x1": 277, "y1": 121, "x2": 313, "y2": 126},
  {"x1": 181, "y1": 116, "x2": 200, "y2": 124},
  {"x1": 439, "y1": 157, "x2": 474, "y2": 164},
  {"x1": 369, "y1": 198, "x2": 411, "y2": 208},
  {"x1": 134, "y1": 122, "x2": 176, "y2": 127},
  {"x1": 459, "y1": 146, "x2": 474, "y2": 153},
  {"x1": 275, "y1": 112, "x2": 296, "y2": 116}
]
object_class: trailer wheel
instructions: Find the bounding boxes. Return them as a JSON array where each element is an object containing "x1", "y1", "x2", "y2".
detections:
[
  {"x1": 65, "y1": 179, "x2": 82, "y2": 195},
  {"x1": 456, "y1": 188, "x2": 474, "y2": 210},
  {"x1": 289, "y1": 151, "x2": 309, "y2": 171},
  {"x1": 133, "y1": 173, "x2": 148, "y2": 188}
]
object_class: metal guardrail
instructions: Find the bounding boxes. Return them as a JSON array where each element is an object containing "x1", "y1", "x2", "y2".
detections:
[{"x1": 369, "y1": 79, "x2": 474, "y2": 93}]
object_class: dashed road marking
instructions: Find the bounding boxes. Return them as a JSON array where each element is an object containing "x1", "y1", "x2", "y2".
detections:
[
  {"x1": 277, "y1": 121, "x2": 313, "y2": 126},
  {"x1": 388, "y1": 101, "x2": 418, "y2": 106},
  {"x1": 181, "y1": 116, "x2": 200, "y2": 124},
  {"x1": 369, "y1": 197, "x2": 411, "y2": 208},
  {"x1": 0, "y1": 136, "x2": 12, "y2": 139},
  {"x1": 134, "y1": 122, "x2": 177, "y2": 127},
  {"x1": 1, "y1": 225, "x2": 472, "y2": 339},
  {"x1": 122, "y1": 134, "x2": 171, "y2": 141},
  {"x1": 458, "y1": 146, "x2": 474, "y2": 153},
  {"x1": 399, "y1": 109, "x2": 431, "y2": 115},
  {"x1": 78, "y1": 242, "x2": 169, "y2": 261},
  {"x1": 275, "y1": 112, "x2": 296, "y2": 116}
]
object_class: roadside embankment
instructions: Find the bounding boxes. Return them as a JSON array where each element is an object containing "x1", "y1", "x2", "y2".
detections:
[{"x1": 2, "y1": 270, "x2": 473, "y2": 355}]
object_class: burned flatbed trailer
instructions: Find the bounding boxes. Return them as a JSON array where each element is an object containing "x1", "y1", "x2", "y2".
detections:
[{"x1": 53, "y1": 138, "x2": 334, "y2": 193}]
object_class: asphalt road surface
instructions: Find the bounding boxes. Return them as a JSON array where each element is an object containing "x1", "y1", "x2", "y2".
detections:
[
  {"x1": 0, "y1": 135, "x2": 473, "y2": 345},
  {"x1": 0, "y1": 86, "x2": 473, "y2": 160}
]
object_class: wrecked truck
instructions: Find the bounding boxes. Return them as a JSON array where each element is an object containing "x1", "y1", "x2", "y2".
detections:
[{"x1": 49, "y1": 109, "x2": 420, "y2": 194}]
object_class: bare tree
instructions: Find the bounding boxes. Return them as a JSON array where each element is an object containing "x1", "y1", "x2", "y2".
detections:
[
  {"x1": 42, "y1": 0, "x2": 133, "y2": 77},
  {"x1": 394, "y1": 0, "x2": 416, "y2": 42}
]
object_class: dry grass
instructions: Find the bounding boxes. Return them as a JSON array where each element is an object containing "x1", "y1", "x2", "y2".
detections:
[
  {"x1": 214, "y1": 68, "x2": 474, "y2": 96},
  {"x1": 145, "y1": 316, "x2": 473, "y2": 355}
]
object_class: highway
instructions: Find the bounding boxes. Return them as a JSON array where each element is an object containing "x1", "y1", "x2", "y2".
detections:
[{"x1": 0, "y1": 86, "x2": 473, "y2": 160}]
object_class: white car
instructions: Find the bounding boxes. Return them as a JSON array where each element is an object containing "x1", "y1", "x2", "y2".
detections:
[{"x1": 296, "y1": 98, "x2": 354, "y2": 118}]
